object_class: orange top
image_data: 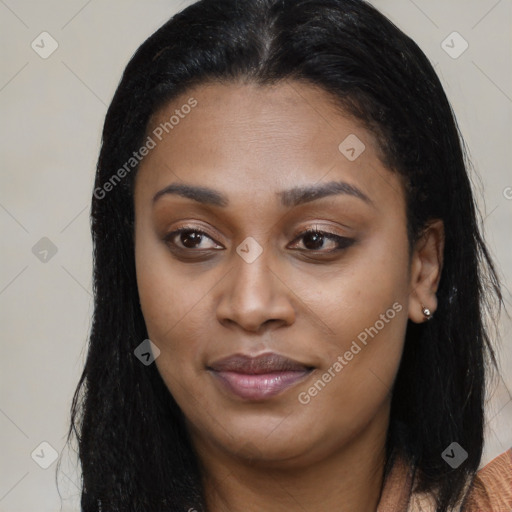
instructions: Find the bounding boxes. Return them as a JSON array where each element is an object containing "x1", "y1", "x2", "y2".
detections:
[{"x1": 377, "y1": 447, "x2": 512, "y2": 511}]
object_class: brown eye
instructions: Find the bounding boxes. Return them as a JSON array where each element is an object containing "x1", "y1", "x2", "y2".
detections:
[
  {"x1": 164, "y1": 228, "x2": 223, "y2": 251},
  {"x1": 290, "y1": 229, "x2": 354, "y2": 253}
]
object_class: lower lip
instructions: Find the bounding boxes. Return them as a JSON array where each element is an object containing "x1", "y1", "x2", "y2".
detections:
[{"x1": 209, "y1": 370, "x2": 312, "y2": 400}]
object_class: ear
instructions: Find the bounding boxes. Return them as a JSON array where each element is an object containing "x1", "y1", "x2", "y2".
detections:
[{"x1": 408, "y1": 219, "x2": 445, "y2": 323}]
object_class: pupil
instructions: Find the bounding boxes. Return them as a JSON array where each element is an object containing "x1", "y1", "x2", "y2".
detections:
[
  {"x1": 182, "y1": 231, "x2": 202, "y2": 248},
  {"x1": 304, "y1": 232, "x2": 324, "y2": 250}
]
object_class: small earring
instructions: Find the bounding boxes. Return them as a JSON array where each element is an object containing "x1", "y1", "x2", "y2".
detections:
[{"x1": 421, "y1": 304, "x2": 433, "y2": 321}]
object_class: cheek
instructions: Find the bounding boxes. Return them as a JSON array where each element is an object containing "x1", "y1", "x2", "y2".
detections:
[
  {"x1": 301, "y1": 232, "x2": 410, "y2": 422},
  {"x1": 135, "y1": 228, "x2": 201, "y2": 358},
  {"x1": 134, "y1": 229, "x2": 230, "y2": 414},
  {"x1": 135, "y1": 248, "x2": 209, "y2": 410},
  {"x1": 293, "y1": 286, "x2": 407, "y2": 447},
  {"x1": 300, "y1": 226, "x2": 409, "y2": 345},
  {"x1": 135, "y1": 220, "x2": 208, "y2": 335}
]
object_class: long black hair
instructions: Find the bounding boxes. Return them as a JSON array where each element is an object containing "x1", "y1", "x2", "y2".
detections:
[{"x1": 63, "y1": 0, "x2": 503, "y2": 510}]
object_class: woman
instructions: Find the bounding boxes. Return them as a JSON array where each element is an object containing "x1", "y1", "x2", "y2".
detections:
[{"x1": 65, "y1": 0, "x2": 511, "y2": 510}]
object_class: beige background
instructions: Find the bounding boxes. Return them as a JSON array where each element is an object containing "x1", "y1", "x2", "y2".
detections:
[{"x1": 0, "y1": 0, "x2": 511, "y2": 510}]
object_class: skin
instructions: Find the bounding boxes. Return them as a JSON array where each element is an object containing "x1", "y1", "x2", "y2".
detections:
[{"x1": 134, "y1": 80, "x2": 444, "y2": 512}]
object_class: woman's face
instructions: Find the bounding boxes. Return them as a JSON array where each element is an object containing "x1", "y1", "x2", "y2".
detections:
[{"x1": 134, "y1": 81, "x2": 415, "y2": 467}]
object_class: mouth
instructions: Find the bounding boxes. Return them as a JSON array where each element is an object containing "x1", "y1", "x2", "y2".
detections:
[{"x1": 207, "y1": 353, "x2": 314, "y2": 401}]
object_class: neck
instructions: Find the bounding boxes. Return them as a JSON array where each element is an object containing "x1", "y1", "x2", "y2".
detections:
[{"x1": 194, "y1": 407, "x2": 390, "y2": 512}]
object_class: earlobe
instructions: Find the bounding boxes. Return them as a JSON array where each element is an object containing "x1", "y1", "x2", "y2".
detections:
[{"x1": 407, "y1": 219, "x2": 445, "y2": 324}]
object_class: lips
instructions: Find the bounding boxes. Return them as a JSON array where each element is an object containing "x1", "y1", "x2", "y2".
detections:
[{"x1": 208, "y1": 353, "x2": 313, "y2": 400}]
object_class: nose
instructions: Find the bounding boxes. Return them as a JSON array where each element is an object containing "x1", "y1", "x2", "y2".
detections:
[{"x1": 215, "y1": 249, "x2": 296, "y2": 333}]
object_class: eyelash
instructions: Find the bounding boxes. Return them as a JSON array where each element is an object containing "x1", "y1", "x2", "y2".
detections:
[{"x1": 164, "y1": 226, "x2": 354, "y2": 254}]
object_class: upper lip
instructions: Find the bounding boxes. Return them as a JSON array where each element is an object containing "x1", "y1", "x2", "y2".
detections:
[{"x1": 208, "y1": 353, "x2": 312, "y2": 375}]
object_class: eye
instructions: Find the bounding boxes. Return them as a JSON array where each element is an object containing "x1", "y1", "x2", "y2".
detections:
[
  {"x1": 164, "y1": 226, "x2": 354, "y2": 254},
  {"x1": 288, "y1": 228, "x2": 354, "y2": 253},
  {"x1": 164, "y1": 227, "x2": 223, "y2": 251}
]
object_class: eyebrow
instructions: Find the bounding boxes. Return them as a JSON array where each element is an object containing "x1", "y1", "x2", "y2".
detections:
[{"x1": 152, "y1": 181, "x2": 373, "y2": 208}]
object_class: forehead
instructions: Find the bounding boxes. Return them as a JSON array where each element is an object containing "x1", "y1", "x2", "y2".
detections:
[{"x1": 136, "y1": 80, "x2": 403, "y2": 213}]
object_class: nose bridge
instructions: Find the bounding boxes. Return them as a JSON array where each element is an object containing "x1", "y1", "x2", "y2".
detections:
[
  {"x1": 216, "y1": 238, "x2": 295, "y2": 331},
  {"x1": 231, "y1": 238, "x2": 277, "y2": 305}
]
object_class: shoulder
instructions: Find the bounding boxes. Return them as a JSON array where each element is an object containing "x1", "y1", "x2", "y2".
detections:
[
  {"x1": 378, "y1": 448, "x2": 512, "y2": 512},
  {"x1": 463, "y1": 447, "x2": 512, "y2": 511}
]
